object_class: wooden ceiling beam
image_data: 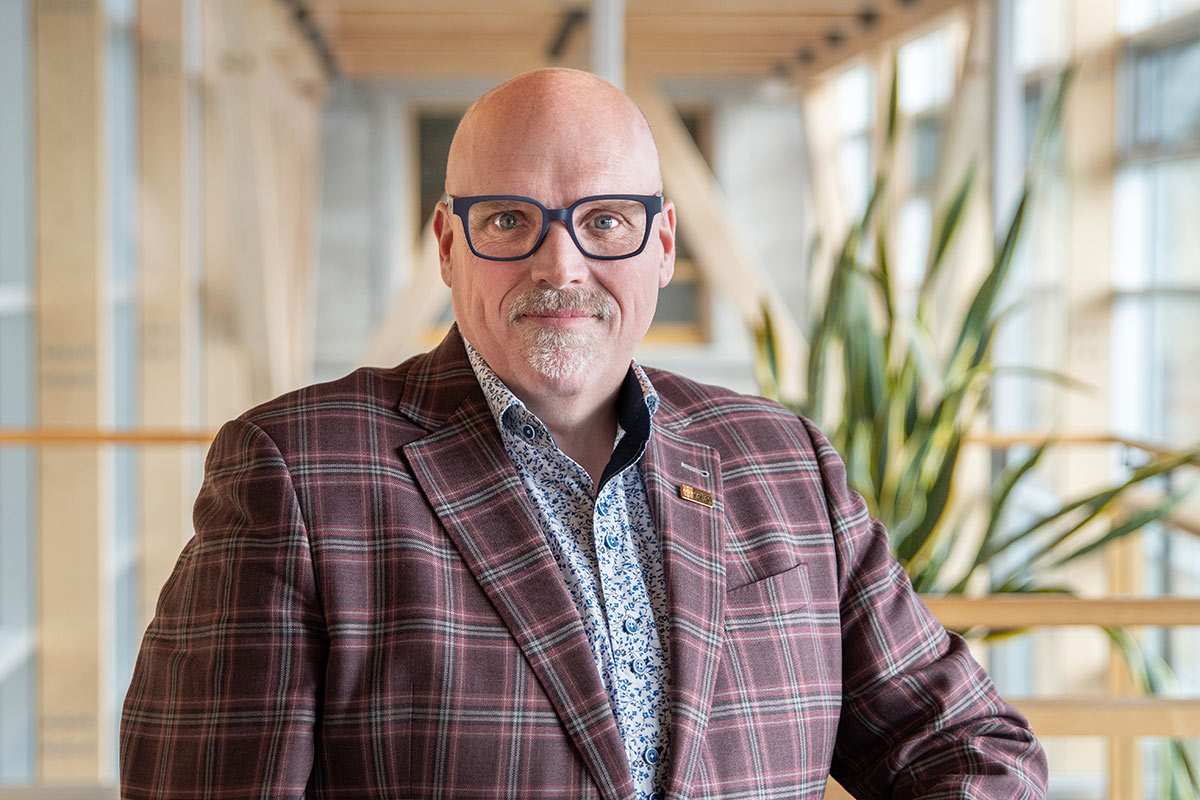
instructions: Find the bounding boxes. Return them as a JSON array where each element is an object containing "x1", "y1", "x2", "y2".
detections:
[
  {"x1": 309, "y1": 0, "x2": 976, "y2": 82},
  {"x1": 796, "y1": 0, "x2": 970, "y2": 81},
  {"x1": 333, "y1": 32, "x2": 826, "y2": 53}
]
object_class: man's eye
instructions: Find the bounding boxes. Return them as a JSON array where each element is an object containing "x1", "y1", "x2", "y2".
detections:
[
  {"x1": 591, "y1": 214, "x2": 619, "y2": 230},
  {"x1": 495, "y1": 212, "x2": 521, "y2": 231}
]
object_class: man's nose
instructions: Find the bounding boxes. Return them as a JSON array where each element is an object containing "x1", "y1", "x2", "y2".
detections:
[{"x1": 528, "y1": 221, "x2": 588, "y2": 288}]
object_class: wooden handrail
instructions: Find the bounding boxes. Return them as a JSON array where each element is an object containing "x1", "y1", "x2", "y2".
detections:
[
  {"x1": 965, "y1": 430, "x2": 1195, "y2": 460},
  {"x1": 0, "y1": 427, "x2": 215, "y2": 445},
  {"x1": 922, "y1": 595, "x2": 1200, "y2": 628},
  {"x1": 1013, "y1": 697, "x2": 1200, "y2": 737}
]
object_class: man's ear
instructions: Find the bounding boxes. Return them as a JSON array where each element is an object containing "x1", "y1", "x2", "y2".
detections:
[
  {"x1": 433, "y1": 201, "x2": 455, "y2": 286},
  {"x1": 657, "y1": 200, "x2": 676, "y2": 288}
]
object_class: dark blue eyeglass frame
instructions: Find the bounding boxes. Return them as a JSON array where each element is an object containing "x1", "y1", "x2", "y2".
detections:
[{"x1": 448, "y1": 194, "x2": 664, "y2": 261}]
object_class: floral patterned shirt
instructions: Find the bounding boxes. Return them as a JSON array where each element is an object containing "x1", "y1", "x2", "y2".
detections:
[{"x1": 465, "y1": 341, "x2": 671, "y2": 800}]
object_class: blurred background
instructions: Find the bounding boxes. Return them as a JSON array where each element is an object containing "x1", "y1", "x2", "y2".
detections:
[{"x1": 0, "y1": 0, "x2": 1198, "y2": 796}]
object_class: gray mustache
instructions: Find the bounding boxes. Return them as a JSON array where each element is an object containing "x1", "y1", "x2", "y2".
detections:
[{"x1": 508, "y1": 288, "x2": 614, "y2": 322}]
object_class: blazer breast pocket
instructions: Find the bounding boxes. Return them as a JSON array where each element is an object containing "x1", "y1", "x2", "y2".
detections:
[{"x1": 723, "y1": 562, "x2": 810, "y2": 630}]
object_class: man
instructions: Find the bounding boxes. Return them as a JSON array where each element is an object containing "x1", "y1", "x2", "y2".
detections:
[{"x1": 121, "y1": 69, "x2": 1047, "y2": 799}]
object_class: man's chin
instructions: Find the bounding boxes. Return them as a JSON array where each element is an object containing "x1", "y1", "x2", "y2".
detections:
[{"x1": 521, "y1": 328, "x2": 595, "y2": 382}]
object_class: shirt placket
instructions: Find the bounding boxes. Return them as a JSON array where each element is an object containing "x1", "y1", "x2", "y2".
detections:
[{"x1": 595, "y1": 473, "x2": 667, "y2": 799}]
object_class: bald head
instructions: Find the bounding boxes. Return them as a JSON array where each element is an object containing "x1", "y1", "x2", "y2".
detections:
[{"x1": 446, "y1": 69, "x2": 663, "y2": 201}]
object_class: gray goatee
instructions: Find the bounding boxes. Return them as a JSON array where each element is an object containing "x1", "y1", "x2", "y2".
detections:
[{"x1": 508, "y1": 288, "x2": 614, "y2": 380}]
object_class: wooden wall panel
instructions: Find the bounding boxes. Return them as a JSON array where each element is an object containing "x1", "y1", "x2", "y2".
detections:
[
  {"x1": 137, "y1": 0, "x2": 196, "y2": 625},
  {"x1": 34, "y1": 0, "x2": 112, "y2": 780}
]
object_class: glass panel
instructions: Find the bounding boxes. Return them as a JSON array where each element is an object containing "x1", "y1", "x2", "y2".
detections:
[
  {"x1": 834, "y1": 64, "x2": 873, "y2": 135},
  {"x1": 0, "y1": 449, "x2": 33, "y2": 630},
  {"x1": 0, "y1": 311, "x2": 33, "y2": 635},
  {"x1": 419, "y1": 113, "x2": 462, "y2": 225},
  {"x1": 654, "y1": 281, "x2": 699, "y2": 325},
  {"x1": 108, "y1": 22, "x2": 138, "y2": 288},
  {"x1": 112, "y1": 562, "x2": 140, "y2": 768},
  {"x1": 1119, "y1": 0, "x2": 1200, "y2": 34},
  {"x1": 895, "y1": 195, "x2": 932, "y2": 302},
  {"x1": 0, "y1": 657, "x2": 35, "y2": 779},
  {"x1": 1150, "y1": 156, "x2": 1200, "y2": 283},
  {"x1": 1132, "y1": 37, "x2": 1200, "y2": 152},
  {"x1": 838, "y1": 134, "x2": 872, "y2": 219},
  {"x1": 1149, "y1": 294, "x2": 1200, "y2": 441},
  {"x1": 898, "y1": 27, "x2": 954, "y2": 115},
  {"x1": 0, "y1": 0, "x2": 31, "y2": 287},
  {"x1": 1013, "y1": 0, "x2": 1068, "y2": 71},
  {"x1": 910, "y1": 113, "x2": 944, "y2": 189}
]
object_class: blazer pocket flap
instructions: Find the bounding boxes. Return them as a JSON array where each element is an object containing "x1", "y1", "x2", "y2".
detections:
[{"x1": 724, "y1": 562, "x2": 810, "y2": 624}]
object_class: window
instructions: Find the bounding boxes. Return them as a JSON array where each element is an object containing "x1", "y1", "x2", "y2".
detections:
[
  {"x1": 832, "y1": 63, "x2": 873, "y2": 221},
  {"x1": 0, "y1": 0, "x2": 36, "y2": 780},
  {"x1": 1112, "y1": 3, "x2": 1200, "y2": 792},
  {"x1": 894, "y1": 25, "x2": 961, "y2": 312},
  {"x1": 105, "y1": 0, "x2": 141, "y2": 769}
]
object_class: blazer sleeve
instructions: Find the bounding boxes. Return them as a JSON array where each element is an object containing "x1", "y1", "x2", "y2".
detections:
[
  {"x1": 800, "y1": 418, "x2": 1049, "y2": 798},
  {"x1": 120, "y1": 417, "x2": 326, "y2": 798}
]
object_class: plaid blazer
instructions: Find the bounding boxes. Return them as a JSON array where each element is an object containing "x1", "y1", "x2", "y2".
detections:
[{"x1": 121, "y1": 328, "x2": 1046, "y2": 799}]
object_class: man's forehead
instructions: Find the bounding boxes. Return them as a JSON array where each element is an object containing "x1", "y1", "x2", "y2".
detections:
[{"x1": 446, "y1": 69, "x2": 661, "y2": 194}]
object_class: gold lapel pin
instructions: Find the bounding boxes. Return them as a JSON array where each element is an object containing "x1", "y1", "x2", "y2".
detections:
[{"x1": 679, "y1": 483, "x2": 714, "y2": 508}]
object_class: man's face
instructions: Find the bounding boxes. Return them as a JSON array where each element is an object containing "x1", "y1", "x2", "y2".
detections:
[{"x1": 434, "y1": 72, "x2": 676, "y2": 405}]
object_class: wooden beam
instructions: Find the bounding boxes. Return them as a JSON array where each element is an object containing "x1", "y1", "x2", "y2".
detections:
[
  {"x1": 200, "y1": 0, "x2": 254, "y2": 423},
  {"x1": 923, "y1": 595, "x2": 1200, "y2": 628},
  {"x1": 336, "y1": 52, "x2": 549, "y2": 79},
  {"x1": 137, "y1": 0, "x2": 198, "y2": 631},
  {"x1": 33, "y1": 0, "x2": 111, "y2": 780},
  {"x1": 1015, "y1": 697, "x2": 1200, "y2": 738},
  {"x1": 630, "y1": 80, "x2": 806, "y2": 399},
  {"x1": 0, "y1": 429, "x2": 215, "y2": 445}
]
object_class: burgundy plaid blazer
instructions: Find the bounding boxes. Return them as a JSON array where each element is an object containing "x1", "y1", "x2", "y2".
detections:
[{"x1": 121, "y1": 328, "x2": 1046, "y2": 799}]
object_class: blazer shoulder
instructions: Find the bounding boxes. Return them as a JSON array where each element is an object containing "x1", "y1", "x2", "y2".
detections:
[
  {"x1": 224, "y1": 356, "x2": 433, "y2": 452},
  {"x1": 645, "y1": 367, "x2": 808, "y2": 425}
]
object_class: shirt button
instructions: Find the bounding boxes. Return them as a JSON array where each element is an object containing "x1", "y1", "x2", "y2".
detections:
[
  {"x1": 631, "y1": 657, "x2": 649, "y2": 675},
  {"x1": 604, "y1": 532, "x2": 621, "y2": 549},
  {"x1": 643, "y1": 745, "x2": 660, "y2": 765},
  {"x1": 649, "y1": 793, "x2": 662, "y2": 800},
  {"x1": 624, "y1": 617, "x2": 640, "y2": 634},
  {"x1": 521, "y1": 424, "x2": 536, "y2": 439}
]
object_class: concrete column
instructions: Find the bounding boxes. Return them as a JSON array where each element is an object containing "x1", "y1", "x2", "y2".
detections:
[{"x1": 591, "y1": 0, "x2": 624, "y2": 88}]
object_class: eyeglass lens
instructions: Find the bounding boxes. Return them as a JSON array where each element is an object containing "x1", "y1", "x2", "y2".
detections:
[{"x1": 466, "y1": 198, "x2": 649, "y2": 259}]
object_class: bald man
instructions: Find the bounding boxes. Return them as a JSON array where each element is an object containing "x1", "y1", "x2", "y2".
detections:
[{"x1": 121, "y1": 70, "x2": 1047, "y2": 799}]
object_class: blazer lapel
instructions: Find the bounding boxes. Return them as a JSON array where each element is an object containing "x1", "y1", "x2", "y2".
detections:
[
  {"x1": 398, "y1": 330, "x2": 633, "y2": 800},
  {"x1": 641, "y1": 412, "x2": 725, "y2": 800}
]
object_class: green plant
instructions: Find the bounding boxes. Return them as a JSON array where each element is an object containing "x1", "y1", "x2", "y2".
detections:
[{"x1": 756, "y1": 64, "x2": 1200, "y2": 794}]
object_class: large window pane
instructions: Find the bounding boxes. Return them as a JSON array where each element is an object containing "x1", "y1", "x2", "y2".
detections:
[
  {"x1": 1013, "y1": 0, "x2": 1068, "y2": 71},
  {"x1": 898, "y1": 27, "x2": 955, "y2": 114},
  {"x1": 1132, "y1": 37, "x2": 1200, "y2": 152},
  {"x1": 1119, "y1": 0, "x2": 1200, "y2": 35}
]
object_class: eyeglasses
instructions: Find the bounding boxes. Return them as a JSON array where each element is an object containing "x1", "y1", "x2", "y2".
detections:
[{"x1": 447, "y1": 194, "x2": 664, "y2": 261}]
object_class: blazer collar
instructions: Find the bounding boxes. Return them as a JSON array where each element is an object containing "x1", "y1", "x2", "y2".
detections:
[
  {"x1": 399, "y1": 327, "x2": 634, "y2": 800},
  {"x1": 640, "y1": 410, "x2": 725, "y2": 800}
]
